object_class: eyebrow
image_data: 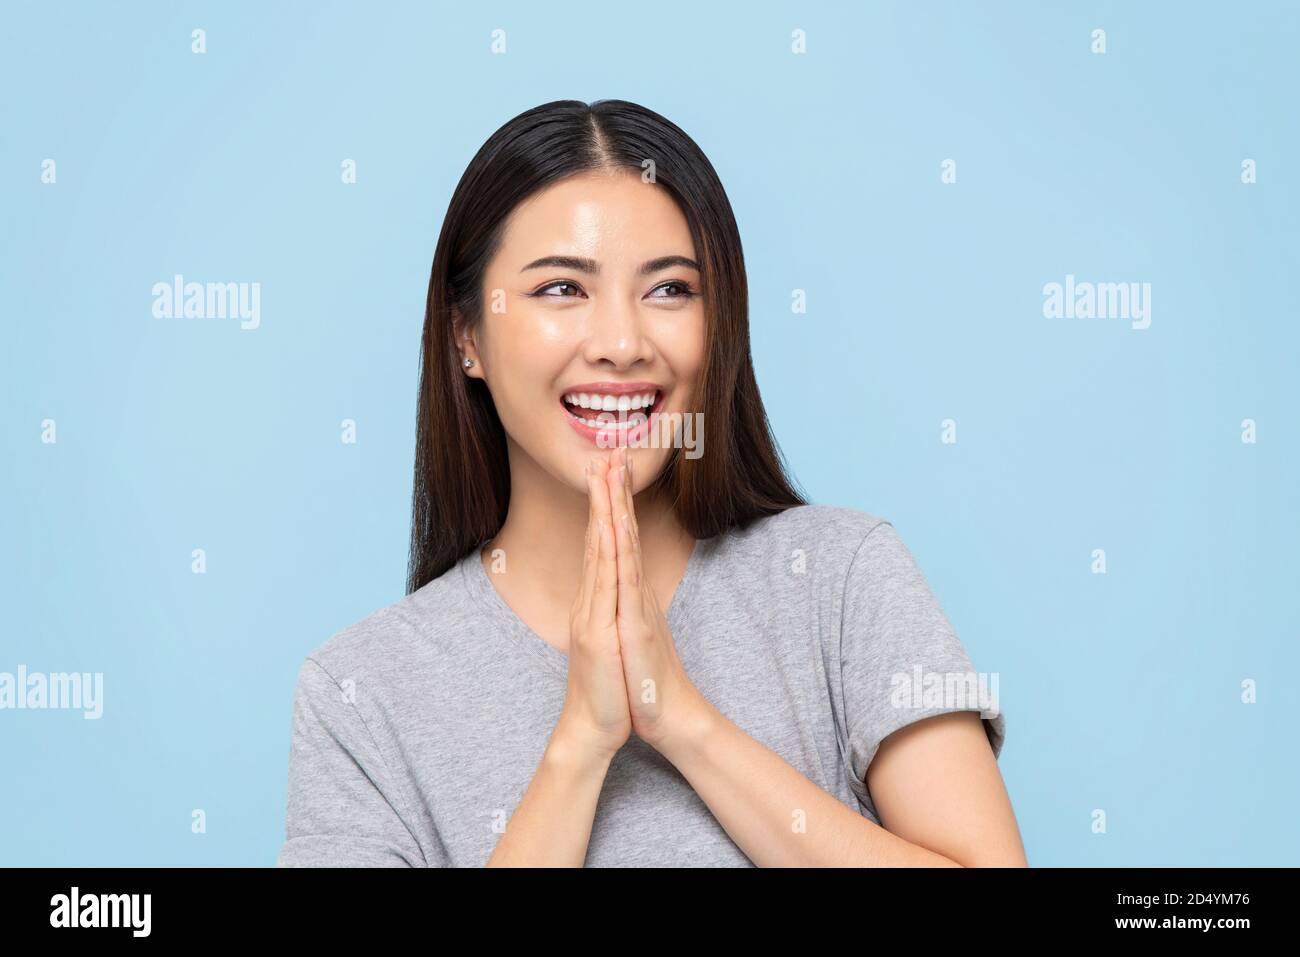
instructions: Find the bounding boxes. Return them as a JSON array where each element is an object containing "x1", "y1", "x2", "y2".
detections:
[{"x1": 520, "y1": 254, "x2": 700, "y2": 276}]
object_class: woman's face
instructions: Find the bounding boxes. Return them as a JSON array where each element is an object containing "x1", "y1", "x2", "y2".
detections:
[{"x1": 462, "y1": 168, "x2": 706, "y2": 495}]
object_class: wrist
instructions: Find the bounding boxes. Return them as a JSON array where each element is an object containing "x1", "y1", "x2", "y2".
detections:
[
  {"x1": 645, "y1": 688, "x2": 717, "y2": 759},
  {"x1": 548, "y1": 714, "x2": 620, "y2": 772}
]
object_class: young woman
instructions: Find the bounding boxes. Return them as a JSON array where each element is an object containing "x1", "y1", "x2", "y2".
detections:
[{"x1": 277, "y1": 99, "x2": 1027, "y2": 867}]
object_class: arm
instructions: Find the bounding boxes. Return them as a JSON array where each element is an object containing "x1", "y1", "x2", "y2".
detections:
[
  {"x1": 603, "y1": 458, "x2": 1025, "y2": 866},
  {"x1": 654, "y1": 700, "x2": 1026, "y2": 867},
  {"x1": 484, "y1": 718, "x2": 615, "y2": 867}
]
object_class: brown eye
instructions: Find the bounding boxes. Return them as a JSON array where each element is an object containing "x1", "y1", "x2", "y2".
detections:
[
  {"x1": 532, "y1": 281, "x2": 585, "y2": 298},
  {"x1": 648, "y1": 281, "x2": 697, "y2": 300}
]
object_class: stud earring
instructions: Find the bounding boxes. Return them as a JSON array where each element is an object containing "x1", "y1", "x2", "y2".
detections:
[{"x1": 462, "y1": 357, "x2": 475, "y2": 369}]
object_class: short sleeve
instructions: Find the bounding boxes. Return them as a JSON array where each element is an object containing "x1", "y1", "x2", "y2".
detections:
[
  {"x1": 276, "y1": 657, "x2": 427, "y2": 867},
  {"x1": 837, "y1": 521, "x2": 1005, "y2": 808}
]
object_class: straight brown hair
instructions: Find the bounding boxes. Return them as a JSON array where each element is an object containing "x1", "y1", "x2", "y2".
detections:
[{"x1": 407, "y1": 99, "x2": 806, "y2": 594}]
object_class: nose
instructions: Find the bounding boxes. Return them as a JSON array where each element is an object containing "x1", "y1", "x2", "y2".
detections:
[{"x1": 580, "y1": 293, "x2": 654, "y2": 370}]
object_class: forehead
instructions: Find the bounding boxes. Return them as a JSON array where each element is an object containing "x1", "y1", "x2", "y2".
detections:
[{"x1": 496, "y1": 169, "x2": 695, "y2": 262}]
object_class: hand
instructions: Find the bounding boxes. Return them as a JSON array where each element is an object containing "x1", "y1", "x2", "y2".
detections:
[
  {"x1": 556, "y1": 456, "x2": 633, "y2": 762},
  {"x1": 604, "y1": 446, "x2": 706, "y2": 752}
]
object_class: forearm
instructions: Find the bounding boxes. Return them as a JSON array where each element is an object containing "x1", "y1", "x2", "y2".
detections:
[
  {"x1": 486, "y1": 724, "x2": 613, "y2": 867},
  {"x1": 654, "y1": 696, "x2": 962, "y2": 867}
]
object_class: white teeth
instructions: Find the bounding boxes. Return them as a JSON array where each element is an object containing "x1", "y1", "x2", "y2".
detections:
[
  {"x1": 561, "y1": 390, "x2": 660, "y2": 429},
  {"x1": 562, "y1": 390, "x2": 659, "y2": 411},
  {"x1": 572, "y1": 412, "x2": 648, "y2": 430}
]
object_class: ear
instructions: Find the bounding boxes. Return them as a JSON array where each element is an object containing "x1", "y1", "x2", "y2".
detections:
[{"x1": 451, "y1": 308, "x2": 484, "y2": 379}]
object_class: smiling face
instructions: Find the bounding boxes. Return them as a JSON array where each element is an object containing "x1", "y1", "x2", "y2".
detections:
[{"x1": 457, "y1": 168, "x2": 707, "y2": 494}]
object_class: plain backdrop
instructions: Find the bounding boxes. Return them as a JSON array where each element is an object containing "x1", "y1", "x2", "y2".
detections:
[{"x1": 2, "y1": 0, "x2": 1297, "y2": 865}]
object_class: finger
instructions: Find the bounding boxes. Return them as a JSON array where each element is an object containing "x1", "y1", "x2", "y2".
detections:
[
  {"x1": 591, "y1": 455, "x2": 618, "y2": 628},
  {"x1": 577, "y1": 458, "x2": 601, "y2": 613},
  {"x1": 627, "y1": 453, "x2": 668, "y2": 620},
  {"x1": 608, "y1": 449, "x2": 645, "y2": 624},
  {"x1": 620, "y1": 449, "x2": 645, "y2": 591},
  {"x1": 624, "y1": 451, "x2": 645, "y2": 582}
]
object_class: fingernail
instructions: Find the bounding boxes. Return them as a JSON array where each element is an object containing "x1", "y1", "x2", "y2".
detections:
[{"x1": 621, "y1": 514, "x2": 629, "y2": 531}]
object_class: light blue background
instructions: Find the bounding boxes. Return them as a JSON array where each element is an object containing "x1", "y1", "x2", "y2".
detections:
[{"x1": 2, "y1": 1, "x2": 1296, "y2": 866}]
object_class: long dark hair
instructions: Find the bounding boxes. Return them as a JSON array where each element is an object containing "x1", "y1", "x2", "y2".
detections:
[{"x1": 407, "y1": 99, "x2": 806, "y2": 594}]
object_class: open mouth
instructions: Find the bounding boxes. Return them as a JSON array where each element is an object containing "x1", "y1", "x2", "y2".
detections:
[{"x1": 560, "y1": 388, "x2": 664, "y2": 430}]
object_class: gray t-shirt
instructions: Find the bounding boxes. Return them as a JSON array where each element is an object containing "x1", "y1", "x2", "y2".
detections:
[{"x1": 275, "y1": 504, "x2": 1005, "y2": 867}]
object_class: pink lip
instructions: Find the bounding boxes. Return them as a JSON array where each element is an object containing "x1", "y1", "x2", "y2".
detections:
[
  {"x1": 561, "y1": 381, "x2": 663, "y2": 395},
  {"x1": 560, "y1": 383, "x2": 667, "y2": 447}
]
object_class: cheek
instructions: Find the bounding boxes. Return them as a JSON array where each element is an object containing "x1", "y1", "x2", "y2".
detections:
[
  {"x1": 531, "y1": 310, "x2": 576, "y2": 346},
  {"x1": 652, "y1": 314, "x2": 706, "y2": 399},
  {"x1": 485, "y1": 311, "x2": 569, "y2": 385},
  {"x1": 480, "y1": 313, "x2": 573, "y2": 432}
]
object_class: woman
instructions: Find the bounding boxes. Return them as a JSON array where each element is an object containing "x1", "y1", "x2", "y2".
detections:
[{"x1": 277, "y1": 99, "x2": 1027, "y2": 867}]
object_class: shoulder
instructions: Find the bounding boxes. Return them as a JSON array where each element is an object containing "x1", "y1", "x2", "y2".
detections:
[
  {"x1": 295, "y1": 555, "x2": 472, "y2": 689},
  {"x1": 697, "y1": 504, "x2": 900, "y2": 599},
  {"x1": 722, "y1": 503, "x2": 893, "y2": 563}
]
